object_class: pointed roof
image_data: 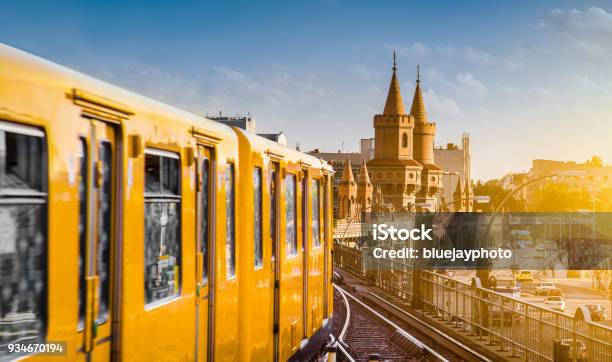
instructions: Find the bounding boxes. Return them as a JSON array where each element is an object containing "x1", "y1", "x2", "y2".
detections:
[
  {"x1": 383, "y1": 52, "x2": 406, "y2": 115},
  {"x1": 340, "y1": 157, "x2": 355, "y2": 183},
  {"x1": 357, "y1": 158, "x2": 371, "y2": 185},
  {"x1": 410, "y1": 65, "x2": 428, "y2": 124},
  {"x1": 453, "y1": 177, "x2": 464, "y2": 196}
]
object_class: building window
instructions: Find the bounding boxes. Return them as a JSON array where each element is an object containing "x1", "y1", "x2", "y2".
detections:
[
  {"x1": 285, "y1": 174, "x2": 297, "y2": 256},
  {"x1": 225, "y1": 164, "x2": 236, "y2": 278},
  {"x1": 311, "y1": 179, "x2": 320, "y2": 248},
  {"x1": 253, "y1": 167, "x2": 263, "y2": 268},
  {"x1": 0, "y1": 121, "x2": 47, "y2": 353},
  {"x1": 144, "y1": 150, "x2": 181, "y2": 305},
  {"x1": 402, "y1": 132, "x2": 408, "y2": 148}
]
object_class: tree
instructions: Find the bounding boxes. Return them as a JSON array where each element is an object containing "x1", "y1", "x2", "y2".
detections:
[
  {"x1": 529, "y1": 183, "x2": 591, "y2": 212},
  {"x1": 587, "y1": 156, "x2": 603, "y2": 167},
  {"x1": 473, "y1": 179, "x2": 525, "y2": 211}
]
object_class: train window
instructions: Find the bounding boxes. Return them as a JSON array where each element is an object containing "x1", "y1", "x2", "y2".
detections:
[
  {"x1": 324, "y1": 178, "x2": 329, "y2": 244},
  {"x1": 162, "y1": 156, "x2": 180, "y2": 195},
  {"x1": 0, "y1": 121, "x2": 47, "y2": 354},
  {"x1": 97, "y1": 142, "x2": 112, "y2": 321},
  {"x1": 301, "y1": 174, "x2": 307, "y2": 252},
  {"x1": 253, "y1": 167, "x2": 263, "y2": 269},
  {"x1": 285, "y1": 174, "x2": 297, "y2": 256},
  {"x1": 144, "y1": 150, "x2": 181, "y2": 305},
  {"x1": 311, "y1": 179, "x2": 320, "y2": 248},
  {"x1": 225, "y1": 164, "x2": 236, "y2": 278},
  {"x1": 199, "y1": 157, "x2": 210, "y2": 282},
  {"x1": 77, "y1": 138, "x2": 87, "y2": 329},
  {"x1": 269, "y1": 168, "x2": 277, "y2": 251}
]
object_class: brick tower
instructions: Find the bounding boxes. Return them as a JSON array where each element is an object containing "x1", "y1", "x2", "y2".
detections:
[
  {"x1": 338, "y1": 157, "x2": 357, "y2": 220},
  {"x1": 367, "y1": 53, "x2": 422, "y2": 211},
  {"x1": 411, "y1": 66, "x2": 443, "y2": 211},
  {"x1": 356, "y1": 158, "x2": 373, "y2": 214}
]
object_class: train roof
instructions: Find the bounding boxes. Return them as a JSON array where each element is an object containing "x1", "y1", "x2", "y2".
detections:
[
  {"x1": 0, "y1": 43, "x2": 234, "y2": 139},
  {"x1": 234, "y1": 128, "x2": 333, "y2": 173}
]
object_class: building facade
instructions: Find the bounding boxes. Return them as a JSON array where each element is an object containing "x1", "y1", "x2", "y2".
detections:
[
  {"x1": 435, "y1": 133, "x2": 471, "y2": 209},
  {"x1": 507, "y1": 158, "x2": 612, "y2": 208},
  {"x1": 310, "y1": 55, "x2": 473, "y2": 218},
  {"x1": 367, "y1": 58, "x2": 426, "y2": 211}
]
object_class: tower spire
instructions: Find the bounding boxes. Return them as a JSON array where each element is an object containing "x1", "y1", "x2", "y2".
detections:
[
  {"x1": 341, "y1": 157, "x2": 355, "y2": 183},
  {"x1": 410, "y1": 65, "x2": 428, "y2": 124},
  {"x1": 383, "y1": 51, "x2": 406, "y2": 115},
  {"x1": 357, "y1": 158, "x2": 371, "y2": 185}
]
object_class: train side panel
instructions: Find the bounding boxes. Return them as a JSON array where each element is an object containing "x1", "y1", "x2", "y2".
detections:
[{"x1": 0, "y1": 44, "x2": 333, "y2": 362}]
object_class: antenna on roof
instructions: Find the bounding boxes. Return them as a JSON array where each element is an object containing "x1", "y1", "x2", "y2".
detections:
[
  {"x1": 392, "y1": 51, "x2": 397, "y2": 71},
  {"x1": 417, "y1": 64, "x2": 420, "y2": 83}
]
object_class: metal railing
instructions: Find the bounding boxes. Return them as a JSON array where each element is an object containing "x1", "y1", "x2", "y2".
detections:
[{"x1": 334, "y1": 243, "x2": 612, "y2": 361}]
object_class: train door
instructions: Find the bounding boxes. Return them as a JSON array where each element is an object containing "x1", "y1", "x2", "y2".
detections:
[
  {"x1": 196, "y1": 146, "x2": 213, "y2": 361},
  {"x1": 81, "y1": 119, "x2": 118, "y2": 360},
  {"x1": 301, "y1": 169, "x2": 308, "y2": 341},
  {"x1": 269, "y1": 162, "x2": 280, "y2": 362}
]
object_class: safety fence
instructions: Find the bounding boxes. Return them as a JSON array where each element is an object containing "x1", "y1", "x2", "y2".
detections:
[{"x1": 334, "y1": 243, "x2": 612, "y2": 361}]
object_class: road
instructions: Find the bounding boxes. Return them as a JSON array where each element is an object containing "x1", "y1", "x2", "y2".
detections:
[
  {"x1": 519, "y1": 273, "x2": 612, "y2": 327},
  {"x1": 453, "y1": 269, "x2": 612, "y2": 327}
]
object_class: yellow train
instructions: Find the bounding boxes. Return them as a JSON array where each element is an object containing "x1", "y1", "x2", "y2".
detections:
[{"x1": 0, "y1": 44, "x2": 333, "y2": 361}]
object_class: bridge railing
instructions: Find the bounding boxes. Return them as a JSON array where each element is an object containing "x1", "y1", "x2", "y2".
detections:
[{"x1": 334, "y1": 243, "x2": 612, "y2": 361}]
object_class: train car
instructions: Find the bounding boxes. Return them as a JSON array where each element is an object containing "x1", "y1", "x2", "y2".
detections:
[
  {"x1": 0, "y1": 43, "x2": 333, "y2": 361},
  {"x1": 234, "y1": 129, "x2": 333, "y2": 361}
]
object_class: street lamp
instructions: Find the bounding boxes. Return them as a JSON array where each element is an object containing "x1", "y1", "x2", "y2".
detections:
[{"x1": 435, "y1": 195, "x2": 490, "y2": 213}]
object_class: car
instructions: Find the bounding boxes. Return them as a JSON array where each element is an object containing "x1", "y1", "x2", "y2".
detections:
[
  {"x1": 516, "y1": 270, "x2": 534, "y2": 282},
  {"x1": 535, "y1": 281, "x2": 556, "y2": 295},
  {"x1": 586, "y1": 304, "x2": 607, "y2": 321},
  {"x1": 545, "y1": 296, "x2": 566, "y2": 312},
  {"x1": 546, "y1": 288, "x2": 564, "y2": 299}
]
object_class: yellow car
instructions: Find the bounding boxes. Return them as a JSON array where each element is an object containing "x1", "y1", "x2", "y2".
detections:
[{"x1": 516, "y1": 270, "x2": 534, "y2": 282}]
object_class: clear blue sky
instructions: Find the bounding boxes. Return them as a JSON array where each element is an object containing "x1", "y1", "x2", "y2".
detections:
[{"x1": 3, "y1": 1, "x2": 612, "y2": 180}]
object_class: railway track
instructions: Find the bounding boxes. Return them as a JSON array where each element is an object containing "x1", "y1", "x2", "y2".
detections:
[{"x1": 331, "y1": 270, "x2": 495, "y2": 362}]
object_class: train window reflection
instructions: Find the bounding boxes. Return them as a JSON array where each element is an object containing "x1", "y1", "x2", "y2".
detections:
[
  {"x1": 199, "y1": 158, "x2": 210, "y2": 282},
  {"x1": 0, "y1": 121, "x2": 47, "y2": 357},
  {"x1": 253, "y1": 167, "x2": 263, "y2": 269},
  {"x1": 97, "y1": 142, "x2": 112, "y2": 321},
  {"x1": 311, "y1": 179, "x2": 320, "y2": 248},
  {"x1": 285, "y1": 174, "x2": 297, "y2": 256},
  {"x1": 270, "y1": 169, "x2": 277, "y2": 249},
  {"x1": 77, "y1": 138, "x2": 87, "y2": 328},
  {"x1": 225, "y1": 164, "x2": 236, "y2": 278},
  {"x1": 144, "y1": 150, "x2": 181, "y2": 305}
]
